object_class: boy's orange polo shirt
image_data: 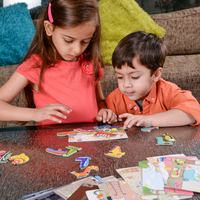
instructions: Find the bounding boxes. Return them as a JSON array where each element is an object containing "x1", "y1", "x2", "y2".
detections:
[{"x1": 105, "y1": 78, "x2": 200, "y2": 126}]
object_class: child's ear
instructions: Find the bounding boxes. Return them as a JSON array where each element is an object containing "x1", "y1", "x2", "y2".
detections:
[
  {"x1": 153, "y1": 67, "x2": 163, "y2": 82},
  {"x1": 44, "y1": 20, "x2": 54, "y2": 36}
]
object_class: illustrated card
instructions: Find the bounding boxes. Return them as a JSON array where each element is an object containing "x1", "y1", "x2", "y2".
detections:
[
  {"x1": 105, "y1": 180, "x2": 141, "y2": 200},
  {"x1": 146, "y1": 154, "x2": 197, "y2": 184},
  {"x1": 116, "y1": 166, "x2": 142, "y2": 198},
  {"x1": 166, "y1": 158, "x2": 200, "y2": 193},
  {"x1": 86, "y1": 189, "x2": 105, "y2": 200},
  {"x1": 139, "y1": 160, "x2": 165, "y2": 195}
]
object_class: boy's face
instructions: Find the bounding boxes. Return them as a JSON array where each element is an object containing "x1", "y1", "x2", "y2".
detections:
[{"x1": 115, "y1": 56, "x2": 159, "y2": 101}]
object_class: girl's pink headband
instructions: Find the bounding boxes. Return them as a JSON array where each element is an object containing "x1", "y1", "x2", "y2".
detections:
[{"x1": 48, "y1": 3, "x2": 54, "y2": 23}]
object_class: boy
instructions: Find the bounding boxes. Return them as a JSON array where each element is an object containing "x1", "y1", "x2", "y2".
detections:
[{"x1": 105, "y1": 31, "x2": 200, "y2": 129}]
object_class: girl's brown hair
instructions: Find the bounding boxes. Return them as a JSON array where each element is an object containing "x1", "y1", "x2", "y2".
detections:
[{"x1": 23, "y1": 0, "x2": 103, "y2": 109}]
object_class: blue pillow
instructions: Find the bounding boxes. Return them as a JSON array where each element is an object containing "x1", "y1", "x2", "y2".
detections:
[{"x1": 0, "y1": 3, "x2": 36, "y2": 66}]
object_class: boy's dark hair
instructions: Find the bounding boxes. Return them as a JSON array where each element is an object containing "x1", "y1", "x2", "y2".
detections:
[{"x1": 112, "y1": 31, "x2": 167, "y2": 75}]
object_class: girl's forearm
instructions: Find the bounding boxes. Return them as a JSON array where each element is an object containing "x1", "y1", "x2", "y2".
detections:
[
  {"x1": 151, "y1": 109, "x2": 195, "y2": 127},
  {"x1": 0, "y1": 100, "x2": 35, "y2": 122}
]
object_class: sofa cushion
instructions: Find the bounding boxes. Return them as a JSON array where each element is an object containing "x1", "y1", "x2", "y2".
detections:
[
  {"x1": 98, "y1": 0, "x2": 166, "y2": 65},
  {"x1": 0, "y1": 3, "x2": 35, "y2": 66},
  {"x1": 151, "y1": 7, "x2": 200, "y2": 55}
]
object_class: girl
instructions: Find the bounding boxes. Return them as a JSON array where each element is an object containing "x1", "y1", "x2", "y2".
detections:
[{"x1": 0, "y1": 0, "x2": 116, "y2": 125}]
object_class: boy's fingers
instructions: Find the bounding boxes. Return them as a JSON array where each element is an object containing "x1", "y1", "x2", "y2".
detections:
[{"x1": 119, "y1": 113, "x2": 131, "y2": 119}]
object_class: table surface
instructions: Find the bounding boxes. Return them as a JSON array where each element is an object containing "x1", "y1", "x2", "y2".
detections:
[{"x1": 0, "y1": 122, "x2": 200, "y2": 200}]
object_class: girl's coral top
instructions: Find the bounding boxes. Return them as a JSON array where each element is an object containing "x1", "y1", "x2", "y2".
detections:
[{"x1": 16, "y1": 54, "x2": 104, "y2": 125}]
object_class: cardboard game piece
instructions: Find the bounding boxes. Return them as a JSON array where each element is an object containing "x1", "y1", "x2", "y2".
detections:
[
  {"x1": 0, "y1": 150, "x2": 6, "y2": 157},
  {"x1": 9, "y1": 153, "x2": 29, "y2": 165},
  {"x1": 54, "y1": 176, "x2": 99, "y2": 199},
  {"x1": 104, "y1": 145, "x2": 125, "y2": 158},
  {"x1": 45, "y1": 148, "x2": 67, "y2": 156},
  {"x1": 93, "y1": 125, "x2": 111, "y2": 131},
  {"x1": 94, "y1": 130, "x2": 116, "y2": 137},
  {"x1": 0, "y1": 150, "x2": 6, "y2": 159},
  {"x1": 166, "y1": 158, "x2": 200, "y2": 193},
  {"x1": 116, "y1": 166, "x2": 142, "y2": 198},
  {"x1": 161, "y1": 133, "x2": 176, "y2": 141},
  {"x1": 156, "y1": 137, "x2": 173, "y2": 145},
  {"x1": 63, "y1": 146, "x2": 82, "y2": 157},
  {"x1": 57, "y1": 131, "x2": 76, "y2": 137},
  {"x1": 0, "y1": 151, "x2": 12, "y2": 163},
  {"x1": 139, "y1": 160, "x2": 165, "y2": 196},
  {"x1": 67, "y1": 183, "x2": 99, "y2": 200},
  {"x1": 86, "y1": 189, "x2": 104, "y2": 200},
  {"x1": 75, "y1": 157, "x2": 91, "y2": 169},
  {"x1": 141, "y1": 126, "x2": 159, "y2": 132},
  {"x1": 67, "y1": 125, "x2": 128, "y2": 142},
  {"x1": 74, "y1": 128, "x2": 95, "y2": 134},
  {"x1": 71, "y1": 166, "x2": 99, "y2": 179},
  {"x1": 105, "y1": 180, "x2": 141, "y2": 200}
]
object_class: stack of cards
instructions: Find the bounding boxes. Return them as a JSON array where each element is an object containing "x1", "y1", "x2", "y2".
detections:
[{"x1": 23, "y1": 154, "x2": 200, "y2": 200}]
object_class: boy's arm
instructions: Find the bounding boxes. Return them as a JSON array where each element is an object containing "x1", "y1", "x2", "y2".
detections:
[{"x1": 120, "y1": 109, "x2": 195, "y2": 129}]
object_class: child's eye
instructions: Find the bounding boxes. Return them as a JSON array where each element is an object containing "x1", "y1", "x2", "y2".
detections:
[
  {"x1": 64, "y1": 39, "x2": 73, "y2": 43},
  {"x1": 132, "y1": 76, "x2": 139, "y2": 79},
  {"x1": 82, "y1": 41, "x2": 90, "y2": 44},
  {"x1": 117, "y1": 77, "x2": 123, "y2": 79}
]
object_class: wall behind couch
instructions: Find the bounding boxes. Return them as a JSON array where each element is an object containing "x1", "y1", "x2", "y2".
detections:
[{"x1": 1, "y1": 0, "x2": 200, "y2": 19}]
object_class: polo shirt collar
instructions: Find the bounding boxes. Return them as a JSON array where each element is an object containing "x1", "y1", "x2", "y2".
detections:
[{"x1": 145, "y1": 82, "x2": 157, "y2": 103}]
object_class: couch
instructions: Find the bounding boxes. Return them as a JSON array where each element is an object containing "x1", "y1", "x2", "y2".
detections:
[{"x1": 1, "y1": 7, "x2": 200, "y2": 127}]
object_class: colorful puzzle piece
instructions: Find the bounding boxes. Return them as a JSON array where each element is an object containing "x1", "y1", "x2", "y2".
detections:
[
  {"x1": 63, "y1": 146, "x2": 82, "y2": 157},
  {"x1": 93, "y1": 125, "x2": 111, "y2": 130},
  {"x1": 141, "y1": 126, "x2": 159, "y2": 132},
  {"x1": 75, "y1": 156, "x2": 91, "y2": 169},
  {"x1": 0, "y1": 150, "x2": 6, "y2": 158},
  {"x1": 104, "y1": 145, "x2": 125, "y2": 158},
  {"x1": 93, "y1": 130, "x2": 116, "y2": 137},
  {"x1": 45, "y1": 148, "x2": 67, "y2": 156},
  {"x1": 9, "y1": 153, "x2": 29, "y2": 165},
  {"x1": 161, "y1": 133, "x2": 175, "y2": 142},
  {"x1": 156, "y1": 137, "x2": 173, "y2": 145},
  {"x1": 57, "y1": 131, "x2": 76, "y2": 137},
  {"x1": 74, "y1": 128, "x2": 95, "y2": 134},
  {"x1": 71, "y1": 165, "x2": 99, "y2": 179},
  {"x1": 0, "y1": 151, "x2": 12, "y2": 163}
]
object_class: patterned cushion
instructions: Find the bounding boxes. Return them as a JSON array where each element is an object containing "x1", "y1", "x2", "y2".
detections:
[{"x1": 151, "y1": 7, "x2": 200, "y2": 55}]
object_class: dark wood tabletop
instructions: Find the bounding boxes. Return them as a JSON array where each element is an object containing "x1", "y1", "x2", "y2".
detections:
[{"x1": 0, "y1": 122, "x2": 200, "y2": 200}]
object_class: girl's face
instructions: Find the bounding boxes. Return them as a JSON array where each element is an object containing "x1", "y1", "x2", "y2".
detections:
[{"x1": 45, "y1": 21, "x2": 96, "y2": 62}]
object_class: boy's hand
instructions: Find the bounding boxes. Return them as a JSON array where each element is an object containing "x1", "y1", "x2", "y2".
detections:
[
  {"x1": 119, "y1": 113, "x2": 153, "y2": 129},
  {"x1": 33, "y1": 104, "x2": 72, "y2": 123},
  {"x1": 96, "y1": 109, "x2": 117, "y2": 124}
]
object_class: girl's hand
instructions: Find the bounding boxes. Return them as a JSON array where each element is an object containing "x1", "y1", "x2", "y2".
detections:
[
  {"x1": 96, "y1": 109, "x2": 117, "y2": 124},
  {"x1": 33, "y1": 104, "x2": 72, "y2": 123},
  {"x1": 119, "y1": 113, "x2": 153, "y2": 129}
]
